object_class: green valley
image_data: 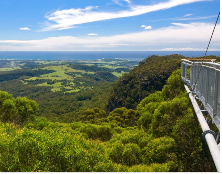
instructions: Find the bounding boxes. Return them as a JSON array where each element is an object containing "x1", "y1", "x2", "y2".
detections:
[{"x1": 0, "y1": 55, "x2": 219, "y2": 172}]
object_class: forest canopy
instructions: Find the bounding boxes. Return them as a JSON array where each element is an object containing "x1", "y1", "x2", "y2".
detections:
[
  {"x1": 0, "y1": 65, "x2": 217, "y2": 171},
  {"x1": 0, "y1": 55, "x2": 219, "y2": 172}
]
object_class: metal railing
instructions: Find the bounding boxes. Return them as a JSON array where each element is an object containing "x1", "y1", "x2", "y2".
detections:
[
  {"x1": 181, "y1": 59, "x2": 220, "y2": 130},
  {"x1": 181, "y1": 59, "x2": 220, "y2": 171}
]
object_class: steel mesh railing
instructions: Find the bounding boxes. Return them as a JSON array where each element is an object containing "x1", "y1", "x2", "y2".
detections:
[{"x1": 181, "y1": 59, "x2": 220, "y2": 130}]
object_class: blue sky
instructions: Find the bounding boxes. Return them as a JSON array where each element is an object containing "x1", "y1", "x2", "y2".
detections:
[{"x1": 0, "y1": 0, "x2": 220, "y2": 51}]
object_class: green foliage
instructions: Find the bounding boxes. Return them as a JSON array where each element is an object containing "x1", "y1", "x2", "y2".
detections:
[
  {"x1": 109, "y1": 142, "x2": 124, "y2": 164},
  {"x1": 137, "y1": 91, "x2": 164, "y2": 113},
  {"x1": 0, "y1": 78, "x2": 113, "y2": 122},
  {"x1": 79, "y1": 124, "x2": 113, "y2": 141},
  {"x1": 26, "y1": 117, "x2": 49, "y2": 130},
  {"x1": 142, "y1": 137, "x2": 176, "y2": 164},
  {"x1": 0, "y1": 68, "x2": 54, "y2": 82},
  {"x1": 162, "y1": 69, "x2": 185, "y2": 100},
  {"x1": 106, "y1": 54, "x2": 183, "y2": 112},
  {"x1": 135, "y1": 67, "x2": 215, "y2": 171},
  {"x1": 0, "y1": 91, "x2": 13, "y2": 104},
  {"x1": 80, "y1": 107, "x2": 106, "y2": 123},
  {"x1": 150, "y1": 96, "x2": 190, "y2": 137},
  {"x1": 128, "y1": 163, "x2": 170, "y2": 172},
  {"x1": 80, "y1": 107, "x2": 139, "y2": 127},
  {"x1": 107, "y1": 107, "x2": 139, "y2": 127},
  {"x1": 0, "y1": 91, "x2": 38, "y2": 125},
  {"x1": 137, "y1": 111, "x2": 153, "y2": 130},
  {"x1": 89, "y1": 71, "x2": 118, "y2": 82},
  {"x1": 0, "y1": 121, "x2": 159, "y2": 172},
  {"x1": 0, "y1": 123, "x2": 111, "y2": 172},
  {"x1": 0, "y1": 59, "x2": 124, "y2": 122},
  {"x1": 15, "y1": 97, "x2": 38, "y2": 124},
  {"x1": 0, "y1": 55, "x2": 218, "y2": 172},
  {"x1": 0, "y1": 99, "x2": 16, "y2": 123},
  {"x1": 122, "y1": 143, "x2": 141, "y2": 166},
  {"x1": 171, "y1": 108, "x2": 213, "y2": 171}
]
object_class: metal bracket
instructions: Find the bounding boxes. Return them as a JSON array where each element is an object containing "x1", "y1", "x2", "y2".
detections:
[
  {"x1": 201, "y1": 110, "x2": 208, "y2": 115},
  {"x1": 202, "y1": 130, "x2": 217, "y2": 142},
  {"x1": 187, "y1": 91, "x2": 191, "y2": 97}
]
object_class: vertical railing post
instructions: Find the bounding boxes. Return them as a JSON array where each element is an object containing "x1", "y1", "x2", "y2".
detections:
[
  {"x1": 206, "y1": 67, "x2": 209, "y2": 106},
  {"x1": 181, "y1": 62, "x2": 185, "y2": 78},
  {"x1": 185, "y1": 63, "x2": 187, "y2": 79},
  {"x1": 213, "y1": 70, "x2": 219, "y2": 119}
]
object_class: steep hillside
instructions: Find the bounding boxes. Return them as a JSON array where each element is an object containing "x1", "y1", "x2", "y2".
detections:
[
  {"x1": 106, "y1": 54, "x2": 183, "y2": 112},
  {"x1": 0, "y1": 67, "x2": 216, "y2": 172},
  {"x1": 0, "y1": 68, "x2": 215, "y2": 172}
]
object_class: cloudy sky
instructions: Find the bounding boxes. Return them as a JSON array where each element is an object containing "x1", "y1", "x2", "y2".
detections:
[{"x1": 0, "y1": 0, "x2": 220, "y2": 51}]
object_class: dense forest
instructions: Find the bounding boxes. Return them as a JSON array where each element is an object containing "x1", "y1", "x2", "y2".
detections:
[
  {"x1": 106, "y1": 54, "x2": 183, "y2": 112},
  {"x1": 0, "y1": 55, "x2": 219, "y2": 172},
  {"x1": 106, "y1": 54, "x2": 220, "y2": 112}
]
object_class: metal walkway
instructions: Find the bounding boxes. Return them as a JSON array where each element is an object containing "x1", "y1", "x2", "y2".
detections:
[{"x1": 181, "y1": 59, "x2": 220, "y2": 172}]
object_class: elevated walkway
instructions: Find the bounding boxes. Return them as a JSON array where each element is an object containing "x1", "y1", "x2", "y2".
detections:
[{"x1": 181, "y1": 59, "x2": 220, "y2": 171}]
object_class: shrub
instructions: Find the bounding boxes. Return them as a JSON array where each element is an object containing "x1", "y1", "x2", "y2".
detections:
[
  {"x1": 122, "y1": 143, "x2": 141, "y2": 166},
  {"x1": 109, "y1": 142, "x2": 124, "y2": 164},
  {"x1": 97, "y1": 125, "x2": 112, "y2": 141},
  {"x1": 0, "y1": 91, "x2": 38, "y2": 125},
  {"x1": 128, "y1": 163, "x2": 170, "y2": 172},
  {"x1": 79, "y1": 124, "x2": 113, "y2": 141},
  {"x1": 142, "y1": 136, "x2": 176, "y2": 165}
]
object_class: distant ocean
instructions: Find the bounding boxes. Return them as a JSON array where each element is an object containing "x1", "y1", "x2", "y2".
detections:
[{"x1": 0, "y1": 51, "x2": 220, "y2": 61}]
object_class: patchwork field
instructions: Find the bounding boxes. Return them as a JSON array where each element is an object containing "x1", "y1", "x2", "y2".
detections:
[{"x1": 0, "y1": 59, "x2": 139, "y2": 93}]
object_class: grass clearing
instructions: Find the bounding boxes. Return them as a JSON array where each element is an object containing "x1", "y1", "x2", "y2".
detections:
[
  {"x1": 21, "y1": 80, "x2": 28, "y2": 85},
  {"x1": 0, "y1": 67, "x2": 22, "y2": 71},
  {"x1": 37, "y1": 82, "x2": 62, "y2": 88},
  {"x1": 26, "y1": 65, "x2": 94, "y2": 81},
  {"x1": 112, "y1": 71, "x2": 126, "y2": 78},
  {"x1": 51, "y1": 87, "x2": 62, "y2": 92},
  {"x1": 24, "y1": 65, "x2": 93, "y2": 93},
  {"x1": 40, "y1": 65, "x2": 74, "y2": 80},
  {"x1": 64, "y1": 89, "x2": 81, "y2": 93},
  {"x1": 37, "y1": 65, "x2": 94, "y2": 80},
  {"x1": 17, "y1": 61, "x2": 133, "y2": 93}
]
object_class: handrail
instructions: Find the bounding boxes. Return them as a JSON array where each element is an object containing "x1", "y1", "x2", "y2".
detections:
[
  {"x1": 184, "y1": 85, "x2": 220, "y2": 171},
  {"x1": 181, "y1": 59, "x2": 220, "y2": 171}
]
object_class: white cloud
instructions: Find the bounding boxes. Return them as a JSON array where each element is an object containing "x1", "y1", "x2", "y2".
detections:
[
  {"x1": 112, "y1": 0, "x2": 131, "y2": 6},
  {"x1": 124, "y1": 0, "x2": 131, "y2": 4},
  {"x1": 141, "y1": 25, "x2": 152, "y2": 29},
  {"x1": 183, "y1": 13, "x2": 193, "y2": 17},
  {"x1": 161, "y1": 47, "x2": 220, "y2": 51},
  {"x1": 109, "y1": 43, "x2": 129, "y2": 46},
  {"x1": 19, "y1": 27, "x2": 31, "y2": 30},
  {"x1": 87, "y1": 33, "x2": 98, "y2": 36},
  {"x1": 1, "y1": 22, "x2": 219, "y2": 51},
  {"x1": 112, "y1": 0, "x2": 123, "y2": 6},
  {"x1": 151, "y1": 15, "x2": 217, "y2": 22},
  {"x1": 145, "y1": 26, "x2": 152, "y2": 29},
  {"x1": 176, "y1": 15, "x2": 217, "y2": 21},
  {"x1": 42, "y1": 0, "x2": 209, "y2": 31}
]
